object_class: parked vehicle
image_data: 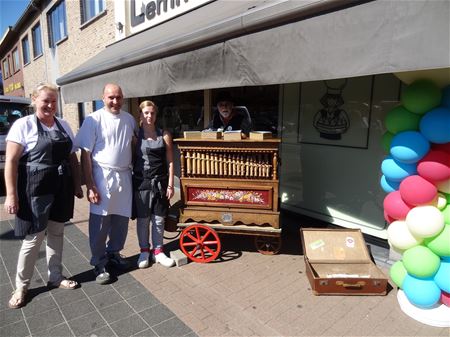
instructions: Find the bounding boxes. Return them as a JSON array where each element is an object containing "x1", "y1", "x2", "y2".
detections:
[{"x1": 0, "y1": 95, "x2": 32, "y2": 174}]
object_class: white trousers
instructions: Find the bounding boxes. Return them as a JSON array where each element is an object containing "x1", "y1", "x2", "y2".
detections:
[{"x1": 15, "y1": 220, "x2": 65, "y2": 290}]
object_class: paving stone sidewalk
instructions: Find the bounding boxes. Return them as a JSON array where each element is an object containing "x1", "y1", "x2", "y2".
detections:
[{"x1": 1, "y1": 195, "x2": 448, "y2": 336}]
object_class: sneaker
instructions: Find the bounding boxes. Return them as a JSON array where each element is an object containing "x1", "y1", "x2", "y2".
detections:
[
  {"x1": 137, "y1": 252, "x2": 150, "y2": 269},
  {"x1": 94, "y1": 265, "x2": 110, "y2": 285},
  {"x1": 153, "y1": 252, "x2": 175, "y2": 268},
  {"x1": 107, "y1": 252, "x2": 129, "y2": 270}
]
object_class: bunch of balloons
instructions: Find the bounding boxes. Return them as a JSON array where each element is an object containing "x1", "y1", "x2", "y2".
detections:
[{"x1": 380, "y1": 79, "x2": 450, "y2": 308}]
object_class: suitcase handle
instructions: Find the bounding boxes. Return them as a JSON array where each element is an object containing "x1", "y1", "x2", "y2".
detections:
[{"x1": 336, "y1": 281, "x2": 366, "y2": 288}]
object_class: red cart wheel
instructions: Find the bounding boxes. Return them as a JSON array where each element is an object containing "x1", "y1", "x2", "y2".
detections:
[
  {"x1": 254, "y1": 235, "x2": 281, "y2": 255},
  {"x1": 180, "y1": 224, "x2": 221, "y2": 263}
]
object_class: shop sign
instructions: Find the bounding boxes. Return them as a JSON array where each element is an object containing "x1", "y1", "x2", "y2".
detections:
[{"x1": 129, "y1": 0, "x2": 211, "y2": 34}]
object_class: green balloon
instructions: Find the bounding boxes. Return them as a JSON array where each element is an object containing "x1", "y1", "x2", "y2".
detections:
[
  {"x1": 390, "y1": 260, "x2": 408, "y2": 289},
  {"x1": 403, "y1": 245, "x2": 440, "y2": 278},
  {"x1": 401, "y1": 79, "x2": 442, "y2": 114},
  {"x1": 381, "y1": 131, "x2": 394, "y2": 153},
  {"x1": 385, "y1": 105, "x2": 421, "y2": 134},
  {"x1": 424, "y1": 224, "x2": 450, "y2": 257},
  {"x1": 443, "y1": 204, "x2": 450, "y2": 224}
]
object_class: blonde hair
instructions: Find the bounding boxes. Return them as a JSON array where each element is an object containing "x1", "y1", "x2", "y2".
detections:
[{"x1": 139, "y1": 100, "x2": 158, "y2": 113}]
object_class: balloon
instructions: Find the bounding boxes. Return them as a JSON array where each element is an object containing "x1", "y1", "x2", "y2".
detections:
[
  {"x1": 401, "y1": 79, "x2": 442, "y2": 114},
  {"x1": 399, "y1": 175, "x2": 438, "y2": 206},
  {"x1": 436, "y1": 193, "x2": 448, "y2": 210},
  {"x1": 381, "y1": 156, "x2": 417, "y2": 182},
  {"x1": 406, "y1": 205, "x2": 445, "y2": 238},
  {"x1": 424, "y1": 224, "x2": 450, "y2": 257},
  {"x1": 432, "y1": 142, "x2": 450, "y2": 154},
  {"x1": 441, "y1": 291, "x2": 450, "y2": 307},
  {"x1": 384, "y1": 210, "x2": 395, "y2": 224},
  {"x1": 390, "y1": 131, "x2": 430, "y2": 163},
  {"x1": 419, "y1": 107, "x2": 450, "y2": 144},
  {"x1": 402, "y1": 274, "x2": 441, "y2": 308},
  {"x1": 442, "y1": 85, "x2": 450, "y2": 109},
  {"x1": 381, "y1": 131, "x2": 394, "y2": 153},
  {"x1": 417, "y1": 150, "x2": 450, "y2": 183},
  {"x1": 403, "y1": 246, "x2": 441, "y2": 278},
  {"x1": 383, "y1": 191, "x2": 412, "y2": 220},
  {"x1": 436, "y1": 179, "x2": 450, "y2": 194},
  {"x1": 388, "y1": 220, "x2": 422, "y2": 250},
  {"x1": 380, "y1": 175, "x2": 400, "y2": 193},
  {"x1": 443, "y1": 204, "x2": 450, "y2": 224},
  {"x1": 434, "y1": 260, "x2": 450, "y2": 293},
  {"x1": 385, "y1": 106, "x2": 421, "y2": 134},
  {"x1": 390, "y1": 260, "x2": 408, "y2": 288},
  {"x1": 394, "y1": 69, "x2": 450, "y2": 89}
]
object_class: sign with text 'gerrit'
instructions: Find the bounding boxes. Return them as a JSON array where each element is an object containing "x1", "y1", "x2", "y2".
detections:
[{"x1": 129, "y1": 0, "x2": 212, "y2": 34}]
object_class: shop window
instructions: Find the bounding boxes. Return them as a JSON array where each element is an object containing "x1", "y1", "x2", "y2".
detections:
[
  {"x1": 93, "y1": 99, "x2": 104, "y2": 110},
  {"x1": 80, "y1": 0, "x2": 106, "y2": 24},
  {"x1": 32, "y1": 23, "x2": 43, "y2": 58},
  {"x1": 48, "y1": 1, "x2": 68, "y2": 47},
  {"x1": 12, "y1": 48, "x2": 20, "y2": 72},
  {"x1": 2, "y1": 58, "x2": 10, "y2": 78},
  {"x1": 22, "y1": 36, "x2": 30, "y2": 65}
]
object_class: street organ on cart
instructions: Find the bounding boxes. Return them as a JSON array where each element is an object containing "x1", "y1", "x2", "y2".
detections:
[{"x1": 174, "y1": 135, "x2": 281, "y2": 262}]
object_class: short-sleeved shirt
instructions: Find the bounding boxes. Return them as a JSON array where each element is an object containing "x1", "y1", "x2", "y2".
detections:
[
  {"x1": 75, "y1": 108, "x2": 137, "y2": 169},
  {"x1": 6, "y1": 114, "x2": 76, "y2": 153}
]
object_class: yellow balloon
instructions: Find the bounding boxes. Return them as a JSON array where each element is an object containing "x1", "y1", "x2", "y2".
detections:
[{"x1": 394, "y1": 68, "x2": 450, "y2": 88}]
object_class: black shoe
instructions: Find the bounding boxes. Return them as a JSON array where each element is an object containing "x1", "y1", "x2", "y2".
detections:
[
  {"x1": 107, "y1": 252, "x2": 129, "y2": 270},
  {"x1": 94, "y1": 265, "x2": 111, "y2": 285}
]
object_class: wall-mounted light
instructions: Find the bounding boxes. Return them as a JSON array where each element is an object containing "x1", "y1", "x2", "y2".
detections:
[{"x1": 115, "y1": 22, "x2": 124, "y2": 32}]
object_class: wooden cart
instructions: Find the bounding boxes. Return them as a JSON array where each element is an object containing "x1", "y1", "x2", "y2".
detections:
[{"x1": 174, "y1": 137, "x2": 281, "y2": 263}]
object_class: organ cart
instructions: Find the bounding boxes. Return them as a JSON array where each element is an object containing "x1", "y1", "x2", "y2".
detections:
[{"x1": 173, "y1": 135, "x2": 281, "y2": 263}]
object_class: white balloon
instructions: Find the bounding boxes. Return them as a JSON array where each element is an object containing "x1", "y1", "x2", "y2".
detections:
[
  {"x1": 437, "y1": 193, "x2": 448, "y2": 210},
  {"x1": 388, "y1": 220, "x2": 423, "y2": 251},
  {"x1": 406, "y1": 205, "x2": 445, "y2": 238}
]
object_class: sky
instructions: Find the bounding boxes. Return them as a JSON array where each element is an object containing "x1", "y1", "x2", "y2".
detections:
[{"x1": 0, "y1": 0, "x2": 29, "y2": 38}]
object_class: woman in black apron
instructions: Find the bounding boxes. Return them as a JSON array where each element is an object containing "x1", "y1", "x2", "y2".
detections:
[
  {"x1": 4, "y1": 83, "x2": 83, "y2": 309},
  {"x1": 133, "y1": 101, "x2": 175, "y2": 268}
]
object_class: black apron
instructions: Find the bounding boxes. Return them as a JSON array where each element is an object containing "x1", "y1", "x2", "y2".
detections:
[
  {"x1": 132, "y1": 128, "x2": 169, "y2": 219},
  {"x1": 15, "y1": 115, "x2": 74, "y2": 238}
]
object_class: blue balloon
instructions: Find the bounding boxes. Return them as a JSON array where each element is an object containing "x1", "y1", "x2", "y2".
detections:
[
  {"x1": 380, "y1": 175, "x2": 400, "y2": 193},
  {"x1": 403, "y1": 274, "x2": 441, "y2": 308},
  {"x1": 442, "y1": 85, "x2": 450, "y2": 109},
  {"x1": 381, "y1": 155, "x2": 417, "y2": 182},
  {"x1": 434, "y1": 260, "x2": 450, "y2": 293},
  {"x1": 390, "y1": 131, "x2": 430, "y2": 163},
  {"x1": 419, "y1": 107, "x2": 450, "y2": 144}
]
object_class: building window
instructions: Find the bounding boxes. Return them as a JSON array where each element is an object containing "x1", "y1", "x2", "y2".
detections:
[
  {"x1": 32, "y1": 23, "x2": 43, "y2": 57},
  {"x1": 93, "y1": 100, "x2": 104, "y2": 110},
  {"x1": 2, "y1": 58, "x2": 10, "y2": 78},
  {"x1": 81, "y1": 0, "x2": 105, "y2": 24},
  {"x1": 48, "y1": 1, "x2": 67, "y2": 47},
  {"x1": 22, "y1": 36, "x2": 30, "y2": 65},
  {"x1": 12, "y1": 48, "x2": 20, "y2": 72}
]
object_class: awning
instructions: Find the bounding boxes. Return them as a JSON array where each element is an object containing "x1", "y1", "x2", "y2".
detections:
[{"x1": 57, "y1": 0, "x2": 450, "y2": 103}]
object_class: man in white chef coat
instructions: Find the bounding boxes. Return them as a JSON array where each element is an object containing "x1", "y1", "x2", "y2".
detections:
[{"x1": 76, "y1": 83, "x2": 137, "y2": 284}]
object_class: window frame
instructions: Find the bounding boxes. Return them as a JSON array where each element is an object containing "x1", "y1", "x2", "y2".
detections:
[
  {"x1": 80, "y1": 0, "x2": 106, "y2": 25},
  {"x1": 12, "y1": 48, "x2": 21, "y2": 73},
  {"x1": 21, "y1": 35, "x2": 30, "y2": 65},
  {"x1": 31, "y1": 23, "x2": 43, "y2": 58},
  {"x1": 2, "y1": 57, "x2": 11, "y2": 78},
  {"x1": 47, "y1": 0, "x2": 68, "y2": 48}
]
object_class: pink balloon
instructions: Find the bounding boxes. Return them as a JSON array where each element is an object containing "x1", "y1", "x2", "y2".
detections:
[
  {"x1": 383, "y1": 191, "x2": 412, "y2": 220},
  {"x1": 441, "y1": 291, "x2": 450, "y2": 307},
  {"x1": 417, "y1": 150, "x2": 450, "y2": 183},
  {"x1": 384, "y1": 210, "x2": 395, "y2": 224},
  {"x1": 399, "y1": 175, "x2": 438, "y2": 206}
]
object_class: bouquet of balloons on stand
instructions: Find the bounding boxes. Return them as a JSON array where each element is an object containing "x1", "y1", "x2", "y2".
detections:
[{"x1": 380, "y1": 79, "x2": 450, "y2": 327}]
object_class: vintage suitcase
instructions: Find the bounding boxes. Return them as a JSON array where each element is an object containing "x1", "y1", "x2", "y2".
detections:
[{"x1": 301, "y1": 228, "x2": 388, "y2": 295}]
